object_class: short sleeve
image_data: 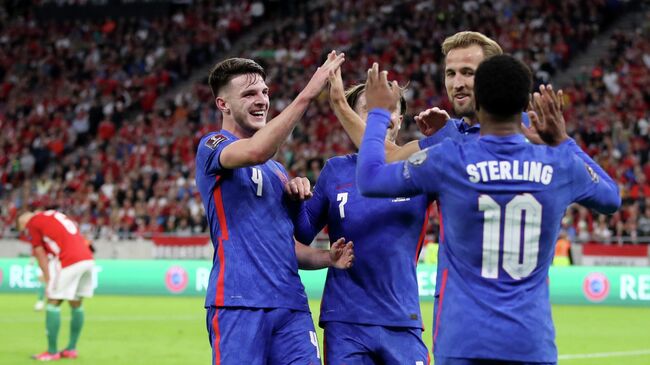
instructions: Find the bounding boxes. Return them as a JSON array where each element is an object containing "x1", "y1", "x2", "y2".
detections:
[{"x1": 196, "y1": 133, "x2": 236, "y2": 176}]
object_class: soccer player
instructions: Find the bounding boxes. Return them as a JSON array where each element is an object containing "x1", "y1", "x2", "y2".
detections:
[
  {"x1": 331, "y1": 31, "x2": 531, "y2": 162},
  {"x1": 356, "y1": 58, "x2": 620, "y2": 364},
  {"x1": 195, "y1": 52, "x2": 353, "y2": 364},
  {"x1": 17, "y1": 210, "x2": 95, "y2": 361},
  {"x1": 291, "y1": 75, "x2": 431, "y2": 364}
]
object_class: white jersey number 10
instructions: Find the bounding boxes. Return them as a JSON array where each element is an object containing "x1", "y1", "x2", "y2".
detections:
[{"x1": 478, "y1": 193, "x2": 542, "y2": 280}]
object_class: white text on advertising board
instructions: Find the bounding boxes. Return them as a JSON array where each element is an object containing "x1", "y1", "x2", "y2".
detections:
[{"x1": 620, "y1": 274, "x2": 650, "y2": 301}]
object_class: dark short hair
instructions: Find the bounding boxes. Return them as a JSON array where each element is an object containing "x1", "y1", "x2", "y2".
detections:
[
  {"x1": 474, "y1": 54, "x2": 532, "y2": 119},
  {"x1": 345, "y1": 84, "x2": 407, "y2": 117},
  {"x1": 208, "y1": 58, "x2": 266, "y2": 97}
]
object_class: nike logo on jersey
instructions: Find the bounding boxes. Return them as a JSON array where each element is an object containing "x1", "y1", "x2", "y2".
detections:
[{"x1": 466, "y1": 160, "x2": 554, "y2": 185}]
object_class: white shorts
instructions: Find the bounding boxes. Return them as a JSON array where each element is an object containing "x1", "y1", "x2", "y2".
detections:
[{"x1": 48, "y1": 259, "x2": 95, "y2": 301}]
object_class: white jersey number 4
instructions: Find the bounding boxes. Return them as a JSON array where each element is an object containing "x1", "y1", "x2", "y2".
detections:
[
  {"x1": 251, "y1": 168, "x2": 263, "y2": 197},
  {"x1": 479, "y1": 193, "x2": 542, "y2": 280}
]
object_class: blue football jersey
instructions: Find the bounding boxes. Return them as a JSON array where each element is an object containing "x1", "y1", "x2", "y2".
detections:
[
  {"x1": 293, "y1": 154, "x2": 431, "y2": 328},
  {"x1": 195, "y1": 130, "x2": 309, "y2": 312},
  {"x1": 419, "y1": 112, "x2": 531, "y2": 149},
  {"x1": 358, "y1": 109, "x2": 620, "y2": 362}
]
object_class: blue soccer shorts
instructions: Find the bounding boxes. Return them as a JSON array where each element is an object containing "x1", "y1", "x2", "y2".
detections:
[
  {"x1": 207, "y1": 306, "x2": 321, "y2": 365},
  {"x1": 323, "y1": 321, "x2": 429, "y2": 365},
  {"x1": 434, "y1": 357, "x2": 556, "y2": 365}
]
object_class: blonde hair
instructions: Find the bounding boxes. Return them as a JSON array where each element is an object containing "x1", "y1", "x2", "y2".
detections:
[{"x1": 442, "y1": 31, "x2": 503, "y2": 58}]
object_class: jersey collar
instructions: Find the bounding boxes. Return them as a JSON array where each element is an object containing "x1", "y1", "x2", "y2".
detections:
[
  {"x1": 455, "y1": 118, "x2": 481, "y2": 134},
  {"x1": 219, "y1": 129, "x2": 239, "y2": 140},
  {"x1": 479, "y1": 133, "x2": 528, "y2": 144}
]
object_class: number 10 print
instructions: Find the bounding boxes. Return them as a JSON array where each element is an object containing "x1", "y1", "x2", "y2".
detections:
[{"x1": 479, "y1": 193, "x2": 542, "y2": 280}]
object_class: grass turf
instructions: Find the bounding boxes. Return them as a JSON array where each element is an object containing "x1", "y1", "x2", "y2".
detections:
[{"x1": 1, "y1": 294, "x2": 648, "y2": 364}]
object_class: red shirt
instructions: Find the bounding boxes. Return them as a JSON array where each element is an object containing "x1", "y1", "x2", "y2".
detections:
[{"x1": 26, "y1": 211, "x2": 93, "y2": 268}]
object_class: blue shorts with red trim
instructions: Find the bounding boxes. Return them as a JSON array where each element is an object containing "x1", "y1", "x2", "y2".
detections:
[
  {"x1": 206, "y1": 306, "x2": 321, "y2": 365},
  {"x1": 434, "y1": 357, "x2": 556, "y2": 365},
  {"x1": 323, "y1": 321, "x2": 429, "y2": 365}
]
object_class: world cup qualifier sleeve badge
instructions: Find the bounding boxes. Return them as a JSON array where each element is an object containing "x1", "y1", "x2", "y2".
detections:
[{"x1": 205, "y1": 134, "x2": 228, "y2": 150}]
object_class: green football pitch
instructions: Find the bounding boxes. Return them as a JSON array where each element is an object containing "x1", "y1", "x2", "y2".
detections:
[{"x1": 1, "y1": 294, "x2": 649, "y2": 364}]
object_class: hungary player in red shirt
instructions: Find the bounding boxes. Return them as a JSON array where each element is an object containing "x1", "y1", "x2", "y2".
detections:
[{"x1": 18, "y1": 210, "x2": 95, "y2": 361}]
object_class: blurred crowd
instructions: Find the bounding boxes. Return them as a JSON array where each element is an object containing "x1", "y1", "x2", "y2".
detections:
[
  {"x1": 560, "y1": 16, "x2": 650, "y2": 244},
  {"x1": 0, "y1": 0, "x2": 648, "y2": 245}
]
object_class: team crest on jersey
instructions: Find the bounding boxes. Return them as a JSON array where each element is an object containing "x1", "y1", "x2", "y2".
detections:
[
  {"x1": 408, "y1": 150, "x2": 427, "y2": 166},
  {"x1": 165, "y1": 266, "x2": 189, "y2": 293},
  {"x1": 583, "y1": 272, "x2": 610, "y2": 302},
  {"x1": 205, "y1": 134, "x2": 228, "y2": 150},
  {"x1": 584, "y1": 164, "x2": 599, "y2": 183}
]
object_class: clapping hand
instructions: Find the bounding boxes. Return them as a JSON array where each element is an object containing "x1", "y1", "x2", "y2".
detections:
[
  {"x1": 329, "y1": 238, "x2": 354, "y2": 269},
  {"x1": 522, "y1": 84, "x2": 569, "y2": 146}
]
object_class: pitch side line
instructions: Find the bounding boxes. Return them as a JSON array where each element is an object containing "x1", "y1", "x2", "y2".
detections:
[
  {"x1": 559, "y1": 349, "x2": 650, "y2": 360},
  {"x1": 0, "y1": 314, "x2": 201, "y2": 323}
]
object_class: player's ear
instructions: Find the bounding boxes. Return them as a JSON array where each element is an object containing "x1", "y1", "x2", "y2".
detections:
[{"x1": 215, "y1": 96, "x2": 230, "y2": 114}]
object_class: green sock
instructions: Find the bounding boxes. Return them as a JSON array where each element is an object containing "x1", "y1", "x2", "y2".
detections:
[
  {"x1": 45, "y1": 304, "x2": 61, "y2": 354},
  {"x1": 37, "y1": 285, "x2": 45, "y2": 301},
  {"x1": 67, "y1": 306, "x2": 84, "y2": 350}
]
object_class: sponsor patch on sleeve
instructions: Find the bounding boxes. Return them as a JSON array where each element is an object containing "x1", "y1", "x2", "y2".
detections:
[
  {"x1": 407, "y1": 150, "x2": 427, "y2": 166},
  {"x1": 402, "y1": 163, "x2": 411, "y2": 179},
  {"x1": 204, "y1": 134, "x2": 228, "y2": 150},
  {"x1": 584, "y1": 164, "x2": 599, "y2": 183}
]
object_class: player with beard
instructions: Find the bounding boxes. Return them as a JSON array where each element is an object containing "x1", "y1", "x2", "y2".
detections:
[{"x1": 330, "y1": 31, "x2": 532, "y2": 161}]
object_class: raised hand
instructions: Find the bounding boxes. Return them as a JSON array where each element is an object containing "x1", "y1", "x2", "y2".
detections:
[
  {"x1": 528, "y1": 84, "x2": 569, "y2": 146},
  {"x1": 364, "y1": 63, "x2": 401, "y2": 113},
  {"x1": 302, "y1": 50, "x2": 346, "y2": 100},
  {"x1": 285, "y1": 177, "x2": 313, "y2": 201},
  {"x1": 522, "y1": 96, "x2": 545, "y2": 145},
  {"x1": 414, "y1": 107, "x2": 450, "y2": 136},
  {"x1": 329, "y1": 238, "x2": 354, "y2": 269},
  {"x1": 328, "y1": 67, "x2": 347, "y2": 106}
]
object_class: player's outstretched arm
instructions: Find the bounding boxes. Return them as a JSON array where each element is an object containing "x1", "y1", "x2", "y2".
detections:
[
  {"x1": 295, "y1": 238, "x2": 354, "y2": 270},
  {"x1": 328, "y1": 67, "x2": 421, "y2": 162},
  {"x1": 219, "y1": 51, "x2": 345, "y2": 168},
  {"x1": 357, "y1": 64, "x2": 424, "y2": 197},
  {"x1": 527, "y1": 84, "x2": 620, "y2": 213},
  {"x1": 570, "y1": 152, "x2": 621, "y2": 214}
]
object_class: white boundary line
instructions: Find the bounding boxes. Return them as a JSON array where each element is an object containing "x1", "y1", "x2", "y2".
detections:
[
  {"x1": 0, "y1": 314, "x2": 201, "y2": 323},
  {"x1": 559, "y1": 349, "x2": 650, "y2": 360}
]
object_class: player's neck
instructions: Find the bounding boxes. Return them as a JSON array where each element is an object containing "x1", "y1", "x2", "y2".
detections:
[
  {"x1": 462, "y1": 115, "x2": 478, "y2": 126},
  {"x1": 478, "y1": 111, "x2": 522, "y2": 137},
  {"x1": 222, "y1": 117, "x2": 255, "y2": 139}
]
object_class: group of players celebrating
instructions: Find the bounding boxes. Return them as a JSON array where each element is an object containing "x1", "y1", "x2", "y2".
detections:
[
  {"x1": 196, "y1": 30, "x2": 620, "y2": 365},
  {"x1": 19, "y1": 30, "x2": 619, "y2": 364},
  {"x1": 195, "y1": 30, "x2": 620, "y2": 365}
]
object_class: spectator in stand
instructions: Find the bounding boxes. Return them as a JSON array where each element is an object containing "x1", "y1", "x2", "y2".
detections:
[{"x1": 1, "y1": 1, "x2": 646, "y2": 244}]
